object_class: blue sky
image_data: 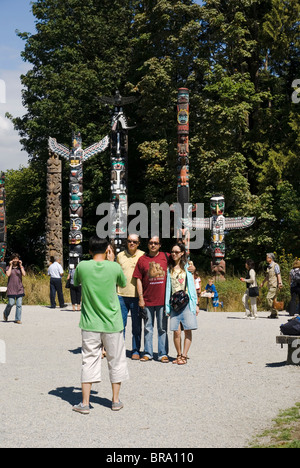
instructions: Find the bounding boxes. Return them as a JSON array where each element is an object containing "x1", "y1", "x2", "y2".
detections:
[
  {"x1": 0, "y1": 0, "x2": 36, "y2": 171},
  {"x1": 0, "y1": 0, "x2": 203, "y2": 172}
]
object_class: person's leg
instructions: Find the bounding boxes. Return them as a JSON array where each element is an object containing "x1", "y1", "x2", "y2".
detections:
[
  {"x1": 4, "y1": 297, "x2": 15, "y2": 320},
  {"x1": 156, "y1": 305, "x2": 169, "y2": 360},
  {"x1": 80, "y1": 331, "x2": 102, "y2": 404},
  {"x1": 173, "y1": 328, "x2": 182, "y2": 363},
  {"x1": 50, "y1": 279, "x2": 56, "y2": 308},
  {"x1": 267, "y1": 287, "x2": 278, "y2": 317},
  {"x1": 102, "y1": 331, "x2": 129, "y2": 409},
  {"x1": 129, "y1": 297, "x2": 141, "y2": 357},
  {"x1": 15, "y1": 297, "x2": 23, "y2": 322},
  {"x1": 242, "y1": 292, "x2": 250, "y2": 317},
  {"x1": 142, "y1": 306, "x2": 155, "y2": 360},
  {"x1": 70, "y1": 286, "x2": 76, "y2": 311},
  {"x1": 250, "y1": 297, "x2": 258, "y2": 318},
  {"x1": 118, "y1": 296, "x2": 129, "y2": 338},
  {"x1": 56, "y1": 279, "x2": 65, "y2": 307},
  {"x1": 182, "y1": 330, "x2": 192, "y2": 358}
]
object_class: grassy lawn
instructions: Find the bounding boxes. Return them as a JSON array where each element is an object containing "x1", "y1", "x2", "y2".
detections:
[{"x1": 250, "y1": 403, "x2": 300, "y2": 448}]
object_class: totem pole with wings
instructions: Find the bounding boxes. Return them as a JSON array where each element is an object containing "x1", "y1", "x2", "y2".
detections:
[
  {"x1": 48, "y1": 132, "x2": 109, "y2": 269},
  {"x1": 99, "y1": 90, "x2": 138, "y2": 254}
]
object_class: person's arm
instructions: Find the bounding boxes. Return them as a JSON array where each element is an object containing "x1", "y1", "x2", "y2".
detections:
[
  {"x1": 136, "y1": 278, "x2": 145, "y2": 308},
  {"x1": 19, "y1": 260, "x2": 26, "y2": 277},
  {"x1": 6, "y1": 262, "x2": 13, "y2": 278},
  {"x1": 117, "y1": 266, "x2": 127, "y2": 289}
]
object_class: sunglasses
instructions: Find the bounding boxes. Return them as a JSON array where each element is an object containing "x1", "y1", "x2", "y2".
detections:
[
  {"x1": 148, "y1": 241, "x2": 160, "y2": 246},
  {"x1": 127, "y1": 240, "x2": 139, "y2": 245},
  {"x1": 171, "y1": 250, "x2": 182, "y2": 254}
]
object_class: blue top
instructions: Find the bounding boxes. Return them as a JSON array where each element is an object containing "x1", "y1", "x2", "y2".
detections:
[
  {"x1": 205, "y1": 283, "x2": 218, "y2": 297},
  {"x1": 165, "y1": 264, "x2": 198, "y2": 315}
]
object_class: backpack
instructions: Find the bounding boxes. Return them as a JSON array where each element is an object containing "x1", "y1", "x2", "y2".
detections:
[
  {"x1": 280, "y1": 316, "x2": 300, "y2": 336},
  {"x1": 293, "y1": 268, "x2": 300, "y2": 285}
]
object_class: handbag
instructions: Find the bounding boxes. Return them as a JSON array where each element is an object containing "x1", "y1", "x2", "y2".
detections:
[
  {"x1": 249, "y1": 286, "x2": 259, "y2": 297},
  {"x1": 170, "y1": 274, "x2": 189, "y2": 313},
  {"x1": 65, "y1": 279, "x2": 71, "y2": 289}
]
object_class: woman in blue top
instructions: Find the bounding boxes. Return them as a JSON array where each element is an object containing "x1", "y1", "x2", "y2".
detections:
[{"x1": 165, "y1": 243, "x2": 199, "y2": 365}]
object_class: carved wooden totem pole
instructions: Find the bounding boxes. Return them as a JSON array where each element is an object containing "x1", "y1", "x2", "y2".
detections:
[
  {"x1": 99, "y1": 90, "x2": 137, "y2": 254},
  {"x1": 176, "y1": 88, "x2": 191, "y2": 253},
  {"x1": 46, "y1": 155, "x2": 63, "y2": 266},
  {"x1": 0, "y1": 172, "x2": 7, "y2": 276},
  {"x1": 48, "y1": 132, "x2": 109, "y2": 270},
  {"x1": 192, "y1": 195, "x2": 255, "y2": 281}
]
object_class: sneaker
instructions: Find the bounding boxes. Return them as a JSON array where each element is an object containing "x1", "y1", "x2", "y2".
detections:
[
  {"x1": 72, "y1": 403, "x2": 90, "y2": 414},
  {"x1": 112, "y1": 400, "x2": 124, "y2": 411}
]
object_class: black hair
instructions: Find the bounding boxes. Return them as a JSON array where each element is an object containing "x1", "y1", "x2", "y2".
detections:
[
  {"x1": 246, "y1": 258, "x2": 255, "y2": 270},
  {"x1": 89, "y1": 236, "x2": 109, "y2": 254}
]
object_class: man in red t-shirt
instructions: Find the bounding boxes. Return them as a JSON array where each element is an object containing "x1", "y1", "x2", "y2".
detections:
[
  {"x1": 133, "y1": 236, "x2": 169, "y2": 362},
  {"x1": 133, "y1": 236, "x2": 195, "y2": 363}
]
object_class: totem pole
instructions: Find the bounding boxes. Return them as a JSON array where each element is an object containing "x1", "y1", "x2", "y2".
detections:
[
  {"x1": 176, "y1": 88, "x2": 191, "y2": 253},
  {"x1": 99, "y1": 90, "x2": 138, "y2": 254},
  {"x1": 48, "y1": 132, "x2": 109, "y2": 269},
  {"x1": 0, "y1": 172, "x2": 7, "y2": 276},
  {"x1": 46, "y1": 155, "x2": 63, "y2": 266},
  {"x1": 192, "y1": 195, "x2": 255, "y2": 280}
]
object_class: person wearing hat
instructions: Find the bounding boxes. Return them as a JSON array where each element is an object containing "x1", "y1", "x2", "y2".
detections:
[
  {"x1": 260, "y1": 253, "x2": 283, "y2": 318},
  {"x1": 289, "y1": 259, "x2": 300, "y2": 316}
]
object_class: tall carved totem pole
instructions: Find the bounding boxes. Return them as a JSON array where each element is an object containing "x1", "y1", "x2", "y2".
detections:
[
  {"x1": 176, "y1": 88, "x2": 191, "y2": 253},
  {"x1": 48, "y1": 133, "x2": 109, "y2": 269},
  {"x1": 46, "y1": 155, "x2": 63, "y2": 267},
  {"x1": 99, "y1": 91, "x2": 137, "y2": 254},
  {"x1": 0, "y1": 172, "x2": 7, "y2": 276}
]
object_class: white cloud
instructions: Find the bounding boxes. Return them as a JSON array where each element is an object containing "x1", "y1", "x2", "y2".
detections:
[{"x1": 0, "y1": 66, "x2": 30, "y2": 171}]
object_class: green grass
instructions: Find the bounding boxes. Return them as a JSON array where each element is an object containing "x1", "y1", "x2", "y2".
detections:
[{"x1": 250, "y1": 403, "x2": 300, "y2": 448}]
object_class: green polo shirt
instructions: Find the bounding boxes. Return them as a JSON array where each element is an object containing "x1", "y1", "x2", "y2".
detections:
[{"x1": 74, "y1": 260, "x2": 126, "y2": 333}]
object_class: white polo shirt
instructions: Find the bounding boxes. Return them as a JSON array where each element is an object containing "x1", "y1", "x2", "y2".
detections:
[{"x1": 48, "y1": 262, "x2": 64, "y2": 279}]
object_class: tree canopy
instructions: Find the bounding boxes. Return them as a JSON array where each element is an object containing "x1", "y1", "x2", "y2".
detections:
[{"x1": 6, "y1": 0, "x2": 300, "y2": 270}]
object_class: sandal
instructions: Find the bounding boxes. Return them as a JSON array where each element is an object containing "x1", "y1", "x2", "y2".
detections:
[
  {"x1": 140, "y1": 355, "x2": 152, "y2": 362},
  {"x1": 172, "y1": 355, "x2": 182, "y2": 364},
  {"x1": 161, "y1": 356, "x2": 169, "y2": 363},
  {"x1": 178, "y1": 355, "x2": 187, "y2": 365}
]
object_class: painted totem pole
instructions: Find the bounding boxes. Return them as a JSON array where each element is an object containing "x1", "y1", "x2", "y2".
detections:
[
  {"x1": 0, "y1": 172, "x2": 7, "y2": 276},
  {"x1": 99, "y1": 90, "x2": 137, "y2": 254},
  {"x1": 176, "y1": 88, "x2": 191, "y2": 253},
  {"x1": 48, "y1": 132, "x2": 109, "y2": 269},
  {"x1": 192, "y1": 195, "x2": 255, "y2": 280}
]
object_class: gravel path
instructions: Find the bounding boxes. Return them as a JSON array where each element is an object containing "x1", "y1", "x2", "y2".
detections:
[{"x1": 0, "y1": 305, "x2": 298, "y2": 448}]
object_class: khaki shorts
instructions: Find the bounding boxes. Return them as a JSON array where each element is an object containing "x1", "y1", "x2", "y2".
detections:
[{"x1": 81, "y1": 330, "x2": 129, "y2": 384}]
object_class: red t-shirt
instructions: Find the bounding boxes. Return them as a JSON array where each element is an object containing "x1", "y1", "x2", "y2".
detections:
[{"x1": 133, "y1": 252, "x2": 169, "y2": 307}]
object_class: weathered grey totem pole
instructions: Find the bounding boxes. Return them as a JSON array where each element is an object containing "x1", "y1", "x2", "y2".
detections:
[
  {"x1": 46, "y1": 154, "x2": 63, "y2": 266},
  {"x1": 99, "y1": 90, "x2": 137, "y2": 254},
  {"x1": 0, "y1": 172, "x2": 7, "y2": 276},
  {"x1": 48, "y1": 132, "x2": 109, "y2": 269}
]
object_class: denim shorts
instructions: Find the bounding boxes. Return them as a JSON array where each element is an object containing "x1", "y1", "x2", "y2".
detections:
[{"x1": 169, "y1": 304, "x2": 198, "y2": 331}]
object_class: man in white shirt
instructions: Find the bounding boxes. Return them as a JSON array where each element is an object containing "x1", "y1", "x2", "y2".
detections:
[{"x1": 47, "y1": 256, "x2": 67, "y2": 309}]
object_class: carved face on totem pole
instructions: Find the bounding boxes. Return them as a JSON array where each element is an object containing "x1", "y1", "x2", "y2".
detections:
[{"x1": 210, "y1": 196, "x2": 226, "y2": 263}]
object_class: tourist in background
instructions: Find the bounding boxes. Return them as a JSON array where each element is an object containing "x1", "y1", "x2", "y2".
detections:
[
  {"x1": 47, "y1": 256, "x2": 67, "y2": 309},
  {"x1": 260, "y1": 253, "x2": 283, "y2": 319},
  {"x1": 289, "y1": 259, "x2": 300, "y2": 316},
  {"x1": 240, "y1": 259, "x2": 258, "y2": 319},
  {"x1": 67, "y1": 268, "x2": 81, "y2": 312},
  {"x1": 3, "y1": 254, "x2": 26, "y2": 324}
]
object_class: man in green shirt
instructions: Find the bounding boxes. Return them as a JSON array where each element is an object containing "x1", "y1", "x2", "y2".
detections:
[{"x1": 72, "y1": 236, "x2": 129, "y2": 414}]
